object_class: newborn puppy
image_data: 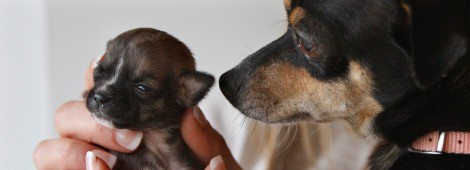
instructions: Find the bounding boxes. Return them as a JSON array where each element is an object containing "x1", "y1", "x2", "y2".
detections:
[{"x1": 84, "y1": 28, "x2": 214, "y2": 169}]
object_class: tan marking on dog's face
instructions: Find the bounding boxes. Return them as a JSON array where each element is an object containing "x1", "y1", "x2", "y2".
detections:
[
  {"x1": 400, "y1": 1, "x2": 412, "y2": 19},
  {"x1": 289, "y1": 7, "x2": 305, "y2": 27},
  {"x1": 242, "y1": 61, "x2": 383, "y2": 135},
  {"x1": 284, "y1": 0, "x2": 292, "y2": 10}
]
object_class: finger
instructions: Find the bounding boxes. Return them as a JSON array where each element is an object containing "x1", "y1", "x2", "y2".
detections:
[
  {"x1": 33, "y1": 138, "x2": 116, "y2": 170},
  {"x1": 181, "y1": 107, "x2": 241, "y2": 170},
  {"x1": 86, "y1": 151, "x2": 112, "y2": 170},
  {"x1": 55, "y1": 101, "x2": 143, "y2": 153},
  {"x1": 85, "y1": 55, "x2": 101, "y2": 90},
  {"x1": 204, "y1": 155, "x2": 226, "y2": 170},
  {"x1": 85, "y1": 55, "x2": 103, "y2": 90}
]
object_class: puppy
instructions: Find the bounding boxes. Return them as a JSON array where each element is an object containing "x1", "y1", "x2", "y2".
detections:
[
  {"x1": 220, "y1": 0, "x2": 469, "y2": 169},
  {"x1": 85, "y1": 28, "x2": 214, "y2": 169}
]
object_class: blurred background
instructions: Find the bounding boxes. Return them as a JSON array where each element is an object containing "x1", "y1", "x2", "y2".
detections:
[{"x1": 0, "y1": 0, "x2": 287, "y2": 169}]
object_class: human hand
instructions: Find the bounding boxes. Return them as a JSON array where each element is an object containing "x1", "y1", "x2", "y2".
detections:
[
  {"x1": 33, "y1": 56, "x2": 240, "y2": 170},
  {"x1": 182, "y1": 106, "x2": 241, "y2": 170}
]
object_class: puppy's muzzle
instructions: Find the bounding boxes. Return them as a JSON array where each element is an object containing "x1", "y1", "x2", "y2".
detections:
[
  {"x1": 93, "y1": 93, "x2": 110, "y2": 106},
  {"x1": 89, "y1": 90, "x2": 115, "y2": 116}
]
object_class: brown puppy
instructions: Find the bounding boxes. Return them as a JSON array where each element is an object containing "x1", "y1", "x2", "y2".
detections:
[{"x1": 84, "y1": 28, "x2": 214, "y2": 169}]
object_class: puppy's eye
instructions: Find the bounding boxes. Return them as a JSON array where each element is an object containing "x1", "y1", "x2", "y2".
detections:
[{"x1": 135, "y1": 84, "x2": 151, "y2": 92}]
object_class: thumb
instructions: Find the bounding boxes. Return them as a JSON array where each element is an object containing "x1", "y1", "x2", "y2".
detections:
[
  {"x1": 86, "y1": 151, "x2": 112, "y2": 170},
  {"x1": 181, "y1": 107, "x2": 241, "y2": 170}
]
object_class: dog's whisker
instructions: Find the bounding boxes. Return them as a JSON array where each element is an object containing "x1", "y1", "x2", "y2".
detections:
[
  {"x1": 268, "y1": 19, "x2": 289, "y2": 32},
  {"x1": 250, "y1": 119, "x2": 258, "y2": 137},
  {"x1": 241, "y1": 46, "x2": 255, "y2": 54},
  {"x1": 274, "y1": 125, "x2": 293, "y2": 157},
  {"x1": 260, "y1": 123, "x2": 269, "y2": 152},
  {"x1": 276, "y1": 125, "x2": 289, "y2": 149},
  {"x1": 235, "y1": 115, "x2": 247, "y2": 133}
]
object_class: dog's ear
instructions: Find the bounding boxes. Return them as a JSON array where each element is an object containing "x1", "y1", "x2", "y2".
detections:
[{"x1": 177, "y1": 71, "x2": 215, "y2": 107}]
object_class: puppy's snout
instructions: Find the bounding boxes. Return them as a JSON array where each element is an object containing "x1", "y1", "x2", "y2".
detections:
[
  {"x1": 93, "y1": 93, "x2": 109, "y2": 105},
  {"x1": 219, "y1": 69, "x2": 244, "y2": 106}
]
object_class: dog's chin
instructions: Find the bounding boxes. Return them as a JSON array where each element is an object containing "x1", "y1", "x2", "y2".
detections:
[
  {"x1": 238, "y1": 107, "x2": 314, "y2": 125},
  {"x1": 236, "y1": 100, "x2": 348, "y2": 125},
  {"x1": 92, "y1": 112, "x2": 140, "y2": 130}
]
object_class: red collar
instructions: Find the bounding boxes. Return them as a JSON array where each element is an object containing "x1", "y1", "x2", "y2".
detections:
[{"x1": 409, "y1": 131, "x2": 470, "y2": 154}]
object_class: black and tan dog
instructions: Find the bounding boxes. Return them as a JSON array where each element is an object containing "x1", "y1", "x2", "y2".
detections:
[
  {"x1": 220, "y1": 0, "x2": 469, "y2": 169},
  {"x1": 85, "y1": 28, "x2": 214, "y2": 169}
]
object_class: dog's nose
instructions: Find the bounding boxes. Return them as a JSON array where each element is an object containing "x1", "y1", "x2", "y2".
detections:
[
  {"x1": 219, "y1": 69, "x2": 243, "y2": 106},
  {"x1": 93, "y1": 93, "x2": 109, "y2": 105}
]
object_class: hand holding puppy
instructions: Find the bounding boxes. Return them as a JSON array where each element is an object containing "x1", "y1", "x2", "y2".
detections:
[{"x1": 33, "y1": 56, "x2": 240, "y2": 170}]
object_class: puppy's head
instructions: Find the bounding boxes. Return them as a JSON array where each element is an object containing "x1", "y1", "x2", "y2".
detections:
[
  {"x1": 220, "y1": 0, "x2": 415, "y2": 135},
  {"x1": 85, "y1": 28, "x2": 214, "y2": 130}
]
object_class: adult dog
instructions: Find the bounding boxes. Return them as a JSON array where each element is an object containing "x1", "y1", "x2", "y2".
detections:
[{"x1": 220, "y1": 0, "x2": 469, "y2": 169}]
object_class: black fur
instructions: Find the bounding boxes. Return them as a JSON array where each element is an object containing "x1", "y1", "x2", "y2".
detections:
[
  {"x1": 219, "y1": 0, "x2": 470, "y2": 169},
  {"x1": 410, "y1": 0, "x2": 470, "y2": 88},
  {"x1": 373, "y1": 49, "x2": 470, "y2": 169},
  {"x1": 370, "y1": 0, "x2": 470, "y2": 169}
]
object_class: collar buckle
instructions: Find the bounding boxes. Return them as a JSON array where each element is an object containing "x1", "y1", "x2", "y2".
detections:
[{"x1": 408, "y1": 131, "x2": 446, "y2": 154}]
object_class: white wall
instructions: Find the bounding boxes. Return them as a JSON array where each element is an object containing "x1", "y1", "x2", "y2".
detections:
[
  {"x1": 0, "y1": 0, "x2": 49, "y2": 169},
  {"x1": 0, "y1": 0, "x2": 286, "y2": 169}
]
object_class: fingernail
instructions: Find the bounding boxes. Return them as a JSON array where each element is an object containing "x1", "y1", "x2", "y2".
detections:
[
  {"x1": 92, "y1": 55, "x2": 103, "y2": 68},
  {"x1": 92, "y1": 150, "x2": 117, "y2": 169},
  {"x1": 210, "y1": 155, "x2": 225, "y2": 170},
  {"x1": 115, "y1": 129, "x2": 143, "y2": 150},
  {"x1": 86, "y1": 151, "x2": 96, "y2": 170},
  {"x1": 192, "y1": 106, "x2": 208, "y2": 127}
]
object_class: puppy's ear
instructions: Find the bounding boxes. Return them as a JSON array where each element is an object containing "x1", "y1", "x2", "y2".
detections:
[{"x1": 177, "y1": 71, "x2": 215, "y2": 107}]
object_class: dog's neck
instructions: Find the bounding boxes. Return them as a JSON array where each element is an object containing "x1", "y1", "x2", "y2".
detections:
[
  {"x1": 143, "y1": 128, "x2": 187, "y2": 170},
  {"x1": 374, "y1": 52, "x2": 470, "y2": 147},
  {"x1": 346, "y1": 105, "x2": 383, "y2": 138}
]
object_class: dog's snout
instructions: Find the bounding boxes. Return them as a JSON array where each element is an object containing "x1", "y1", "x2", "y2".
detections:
[
  {"x1": 219, "y1": 69, "x2": 243, "y2": 106},
  {"x1": 93, "y1": 93, "x2": 109, "y2": 105}
]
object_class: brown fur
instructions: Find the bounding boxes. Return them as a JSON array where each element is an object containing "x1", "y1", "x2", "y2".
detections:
[
  {"x1": 400, "y1": 1, "x2": 412, "y2": 19},
  {"x1": 242, "y1": 61, "x2": 382, "y2": 135},
  {"x1": 289, "y1": 7, "x2": 306, "y2": 27},
  {"x1": 284, "y1": 0, "x2": 292, "y2": 10}
]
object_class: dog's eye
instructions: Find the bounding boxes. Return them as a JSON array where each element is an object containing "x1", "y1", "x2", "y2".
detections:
[
  {"x1": 300, "y1": 38, "x2": 315, "y2": 52},
  {"x1": 135, "y1": 84, "x2": 151, "y2": 92},
  {"x1": 295, "y1": 33, "x2": 318, "y2": 58}
]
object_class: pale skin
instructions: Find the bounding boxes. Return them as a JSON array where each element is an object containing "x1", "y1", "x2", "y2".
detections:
[{"x1": 33, "y1": 58, "x2": 241, "y2": 170}]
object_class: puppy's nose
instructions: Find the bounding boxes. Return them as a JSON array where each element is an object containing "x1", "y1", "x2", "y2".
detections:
[
  {"x1": 219, "y1": 69, "x2": 243, "y2": 106},
  {"x1": 93, "y1": 93, "x2": 109, "y2": 105}
]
